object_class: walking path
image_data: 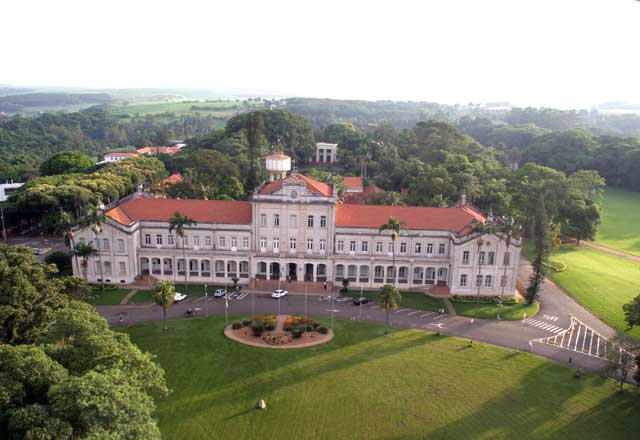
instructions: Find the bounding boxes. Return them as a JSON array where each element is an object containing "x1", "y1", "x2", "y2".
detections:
[
  {"x1": 442, "y1": 298, "x2": 456, "y2": 315},
  {"x1": 582, "y1": 240, "x2": 640, "y2": 263},
  {"x1": 120, "y1": 289, "x2": 138, "y2": 305}
]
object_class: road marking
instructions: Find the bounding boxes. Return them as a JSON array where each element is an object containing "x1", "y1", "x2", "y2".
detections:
[
  {"x1": 325, "y1": 309, "x2": 340, "y2": 313},
  {"x1": 433, "y1": 314, "x2": 448, "y2": 321},
  {"x1": 429, "y1": 323, "x2": 445, "y2": 328},
  {"x1": 407, "y1": 311, "x2": 420, "y2": 316},
  {"x1": 420, "y1": 312, "x2": 436, "y2": 318},
  {"x1": 369, "y1": 305, "x2": 379, "y2": 310},
  {"x1": 336, "y1": 297, "x2": 351, "y2": 303},
  {"x1": 237, "y1": 292, "x2": 248, "y2": 300},
  {"x1": 394, "y1": 308, "x2": 410, "y2": 314}
]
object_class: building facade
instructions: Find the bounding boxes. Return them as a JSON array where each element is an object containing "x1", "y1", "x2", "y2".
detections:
[{"x1": 72, "y1": 173, "x2": 521, "y2": 296}]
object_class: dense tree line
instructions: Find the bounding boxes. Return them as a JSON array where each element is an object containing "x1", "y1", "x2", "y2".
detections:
[
  {"x1": 0, "y1": 92, "x2": 112, "y2": 113},
  {"x1": 0, "y1": 244, "x2": 167, "y2": 439},
  {"x1": 0, "y1": 106, "x2": 222, "y2": 181}
]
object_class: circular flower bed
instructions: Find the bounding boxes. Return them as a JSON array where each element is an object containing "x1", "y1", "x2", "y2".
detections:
[
  {"x1": 224, "y1": 315, "x2": 333, "y2": 349},
  {"x1": 262, "y1": 333, "x2": 292, "y2": 345}
]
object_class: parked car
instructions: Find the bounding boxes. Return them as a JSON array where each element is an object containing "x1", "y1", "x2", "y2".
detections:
[
  {"x1": 174, "y1": 292, "x2": 188, "y2": 303},
  {"x1": 213, "y1": 288, "x2": 226, "y2": 298},
  {"x1": 271, "y1": 289, "x2": 288, "y2": 299},
  {"x1": 353, "y1": 296, "x2": 370, "y2": 305}
]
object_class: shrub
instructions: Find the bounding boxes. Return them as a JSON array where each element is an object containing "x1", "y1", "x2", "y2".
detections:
[
  {"x1": 231, "y1": 322, "x2": 242, "y2": 330},
  {"x1": 304, "y1": 324, "x2": 314, "y2": 332},
  {"x1": 312, "y1": 321, "x2": 321, "y2": 330},
  {"x1": 45, "y1": 251, "x2": 71, "y2": 273},
  {"x1": 265, "y1": 323, "x2": 275, "y2": 331},
  {"x1": 318, "y1": 326, "x2": 328, "y2": 334},
  {"x1": 284, "y1": 325, "x2": 292, "y2": 332},
  {"x1": 250, "y1": 321, "x2": 265, "y2": 336},
  {"x1": 242, "y1": 319, "x2": 252, "y2": 327},
  {"x1": 291, "y1": 327, "x2": 303, "y2": 338}
]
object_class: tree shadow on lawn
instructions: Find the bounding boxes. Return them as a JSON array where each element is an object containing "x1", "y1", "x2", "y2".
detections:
[
  {"x1": 159, "y1": 326, "x2": 444, "y2": 424},
  {"x1": 385, "y1": 362, "x2": 640, "y2": 440}
]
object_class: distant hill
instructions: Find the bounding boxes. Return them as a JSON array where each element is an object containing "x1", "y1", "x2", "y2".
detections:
[{"x1": 0, "y1": 92, "x2": 113, "y2": 113}]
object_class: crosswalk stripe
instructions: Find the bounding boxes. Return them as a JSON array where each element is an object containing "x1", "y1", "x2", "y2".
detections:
[
  {"x1": 369, "y1": 305, "x2": 379, "y2": 310},
  {"x1": 394, "y1": 308, "x2": 410, "y2": 314},
  {"x1": 420, "y1": 312, "x2": 435, "y2": 318},
  {"x1": 407, "y1": 311, "x2": 419, "y2": 316}
]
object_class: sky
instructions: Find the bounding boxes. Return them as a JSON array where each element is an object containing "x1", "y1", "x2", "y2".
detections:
[{"x1": 2, "y1": 0, "x2": 640, "y2": 108}]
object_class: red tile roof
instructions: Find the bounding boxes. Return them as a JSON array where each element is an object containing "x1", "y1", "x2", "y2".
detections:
[
  {"x1": 258, "y1": 173, "x2": 332, "y2": 197},
  {"x1": 106, "y1": 197, "x2": 252, "y2": 225},
  {"x1": 137, "y1": 146, "x2": 182, "y2": 156},
  {"x1": 343, "y1": 176, "x2": 363, "y2": 189},
  {"x1": 343, "y1": 184, "x2": 383, "y2": 204},
  {"x1": 163, "y1": 173, "x2": 184, "y2": 186},
  {"x1": 335, "y1": 204, "x2": 485, "y2": 235},
  {"x1": 104, "y1": 152, "x2": 139, "y2": 158}
]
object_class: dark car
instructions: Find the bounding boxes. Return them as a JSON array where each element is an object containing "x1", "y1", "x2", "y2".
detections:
[{"x1": 353, "y1": 296, "x2": 370, "y2": 305}]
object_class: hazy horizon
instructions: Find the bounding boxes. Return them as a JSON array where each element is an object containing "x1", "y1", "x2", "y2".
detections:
[{"x1": 3, "y1": 0, "x2": 640, "y2": 109}]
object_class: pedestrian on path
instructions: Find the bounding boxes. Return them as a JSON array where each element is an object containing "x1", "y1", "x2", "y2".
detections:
[
  {"x1": 528, "y1": 340, "x2": 533, "y2": 351},
  {"x1": 470, "y1": 318, "x2": 474, "y2": 325},
  {"x1": 323, "y1": 281, "x2": 327, "y2": 291}
]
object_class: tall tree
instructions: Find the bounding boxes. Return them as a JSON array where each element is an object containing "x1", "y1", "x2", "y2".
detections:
[
  {"x1": 622, "y1": 294, "x2": 640, "y2": 330},
  {"x1": 71, "y1": 242, "x2": 96, "y2": 282},
  {"x1": 81, "y1": 206, "x2": 106, "y2": 291},
  {"x1": 379, "y1": 217, "x2": 403, "y2": 286},
  {"x1": 497, "y1": 216, "x2": 521, "y2": 299},
  {"x1": 602, "y1": 332, "x2": 638, "y2": 392},
  {"x1": 378, "y1": 284, "x2": 401, "y2": 334},
  {"x1": 154, "y1": 281, "x2": 175, "y2": 332},
  {"x1": 168, "y1": 212, "x2": 196, "y2": 290},
  {"x1": 245, "y1": 111, "x2": 265, "y2": 192},
  {"x1": 39, "y1": 150, "x2": 94, "y2": 176},
  {"x1": 526, "y1": 195, "x2": 551, "y2": 305},
  {"x1": 561, "y1": 197, "x2": 601, "y2": 245}
]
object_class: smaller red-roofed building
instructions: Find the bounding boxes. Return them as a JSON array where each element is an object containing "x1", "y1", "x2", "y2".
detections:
[
  {"x1": 136, "y1": 146, "x2": 182, "y2": 156},
  {"x1": 102, "y1": 152, "x2": 139, "y2": 162}
]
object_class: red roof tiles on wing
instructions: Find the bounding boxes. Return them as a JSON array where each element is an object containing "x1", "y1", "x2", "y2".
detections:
[
  {"x1": 343, "y1": 176, "x2": 363, "y2": 189},
  {"x1": 335, "y1": 204, "x2": 485, "y2": 235},
  {"x1": 106, "y1": 197, "x2": 252, "y2": 225},
  {"x1": 258, "y1": 173, "x2": 332, "y2": 197}
]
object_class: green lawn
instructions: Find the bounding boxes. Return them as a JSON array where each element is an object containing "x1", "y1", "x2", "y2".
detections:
[
  {"x1": 452, "y1": 299, "x2": 540, "y2": 320},
  {"x1": 541, "y1": 246, "x2": 640, "y2": 339},
  {"x1": 341, "y1": 289, "x2": 445, "y2": 311},
  {"x1": 87, "y1": 287, "x2": 131, "y2": 305},
  {"x1": 124, "y1": 316, "x2": 640, "y2": 440},
  {"x1": 128, "y1": 289, "x2": 156, "y2": 304},
  {"x1": 595, "y1": 187, "x2": 640, "y2": 256}
]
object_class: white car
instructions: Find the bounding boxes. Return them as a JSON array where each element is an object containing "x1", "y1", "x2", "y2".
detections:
[
  {"x1": 213, "y1": 289, "x2": 227, "y2": 298},
  {"x1": 271, "y1": 289, "x2": 288, "y2": 299},
  {"x1": 174, "y1": 292, "x2": 187, "y2": 303}
]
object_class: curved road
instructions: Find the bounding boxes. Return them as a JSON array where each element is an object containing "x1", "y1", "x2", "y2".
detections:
[{"x1": 98, "y1": 257, "x2": 614, "y2": 373}]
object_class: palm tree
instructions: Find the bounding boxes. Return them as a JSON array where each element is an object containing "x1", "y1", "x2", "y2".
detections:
[
  {"x1": 154, "y1": 281, "x2": 176, "y2": 331},
  {"x1": 71, "y1": 242, "x2": 97, "y2": 281},
  {"x1": 497, "y1": 216, "x2": 521, "y2": 299},
  {"x1": 379, "y1": 284, "x2": 401, "y2": 334},
  {"x1": 54, "y1": 210, "x2": 79, "y2": 276},
  {"x1": 81, "y1": 206, "x2": 106, "y2": 291},
  {"x1": 169, "y1": 212, "x2": 196, "y2": 292},
  {"x1": 379, "y1": 217, "x2": 403, "y2": 286}
]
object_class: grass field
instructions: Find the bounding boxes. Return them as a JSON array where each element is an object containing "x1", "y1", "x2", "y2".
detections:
[
  {"x1": 87, "y1": 287, "x2": 131, "y2": 305},
  {"x1": 110, "y1": 100, "x2": 244, "y2": 117},
  {"x1": 124, "y1": 316, "x2": 640, "y2": 440},
  {"x1": 595, "y1": 187, "x2": 640, "y2": 256},
  {"x1": 452, "y1": 299, "x2": 539, "y2": 320},
  {"x1": 341, "y1": 289, "x2": 446, "y2": 311},
  {"x1": 540, "y1": 246, "x2": 640, "y2": 339}
]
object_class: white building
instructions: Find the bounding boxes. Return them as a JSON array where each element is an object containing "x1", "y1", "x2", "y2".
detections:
[
  {"x1": 101, "y1": 152, "x2": 139, "y2": 163},
  {"x1": 0, "y1": 181, "x2": 24, "y2": 202},
  {"x1": 315, "y1": 142, "x2": 337, "y2": 164},
  {"x1": 71, "y1": 165, "x2": 521, "y2": 297}
]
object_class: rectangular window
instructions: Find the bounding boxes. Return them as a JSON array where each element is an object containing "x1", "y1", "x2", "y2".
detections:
[
  {"x1": 376, "y1": 242, "x2": 383, "y2": 253},
  {"x1": 273, "y1": 237, "x2": 280, "y2": 249},
  {"x1": 260, "y1": 214, "x2": 267, "y2": 227},
  {"x1": 426, "y1": 243, "x2": 433, "y2": 254},
  {"x1": 260, "y1": 237, "x2": 267, "y2": 248},
  {"x1": 337, "y1": 240, "x2": 344, "y2": 252},
  {"x1": 503, "y1": 252, "x2": 511, "y2": 266},
  {"x1": 193, "y1": 236, "x2": 200, "y2": 247},
  {"x1": 242, "y1": 237, "x2": 249, "y2": 249},
  {"x1": 78, "y1": 237, "x2": 86, "y2": 244},
  {"x1": 388, "y1": 242, "x2": 393, "y2": 253},
  {"x1": 307, "y1": 239, "x2": 313, "y2": 251},
  {"x1": 204, "y1": 236, "x2": 211, "y2": 247},
  {"x1": 289, "y1": 214, "x2": 297, "y2": 228},
  {"x1": 415, "y1": 242, "x2": 422, "y2": 254},
  {"x1": 119, "y1": 262, "x2": 126, "y2": 276},
  {"x1": 500, "y1": 275, "x2": 508, "y2": 287},
  {"x1": 462, "y1": 251, "x2": 470, "y2": 265},
  {"x1": 476, "y1": 274, "x2": 483, "y2": 287},
  {"x1": 349, "y1": 241, "x2": 356, "y2": 252},
  {"x1": 307, "y1": 215, "x2": 314, "y2": 228},
  {"x1": 104, "y1": 261, "x2": 112, "y2": 275},
  {"x1": 479, "y1": 252, "x2": 486, "y2": 265},
  {"x1": 102, "y1": 238, "x2": 110, "y2": 251},
  {"x1": 167, "y1": 235, "x2": 174, "y2": 246},
  {"x1": 488, "y1": 252, "x2": 495, "y2": 265},
  {"x1": 460, "y1": 274, "x2": 468, "y2": 287},
  {"x1": 400, "y1": 242, "x2": 407, "y2": 253},
  {"x1": 375, "y1": 266, "x2": 384, "y2": 278},
  {"x1": 183, "y1": 236, "x2": 188, "y2": 246},
  {"x1": 156, "y1": 235, "x2": 162, "y2": 245},
  {"x1": 117, "y1": 239, "x2": 125, "y2": 253},
  {"x1": 319, "y1": 239, "x2": 326, "y2": 251},
  {"x1": 144, "y1": 234, "x2": 151, "y2": 245},
  {"x1": 485, "y1": 275, "x2": 493, "y2": 287},
  {"x1": 439, "y1": 243, "x2": 446, "y2": 254},
  {"x1": 231, "y1": 237, "x2": 237, "y2": 248},
  {"x1": 274, "y1": 214, "x2": 280, "y2": 227},
  {"x1": 219, "y1": 236, "x2": 226, "y2": 248},
  {"x1": 95, "y1": 261, "x2": 101, "y2": 273},
  {"x1": 290, "y1": 238, "x2": 296, "y2": 250},
  {"x1": 361, "y1": 241, "x2": 368, "y2": 252},
  {"x1": 320, "y1": 216, "x2": 326, "y2": 228}
]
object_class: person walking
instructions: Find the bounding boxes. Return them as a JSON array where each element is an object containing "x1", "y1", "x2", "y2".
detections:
[{"x1": 323, "y1": 281, "x2": 327, "y2": 291}]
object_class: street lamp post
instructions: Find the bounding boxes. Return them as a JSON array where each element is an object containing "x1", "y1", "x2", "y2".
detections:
[{"x1": 204, "y1": 284, "x2": 208, "y2": 317}]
